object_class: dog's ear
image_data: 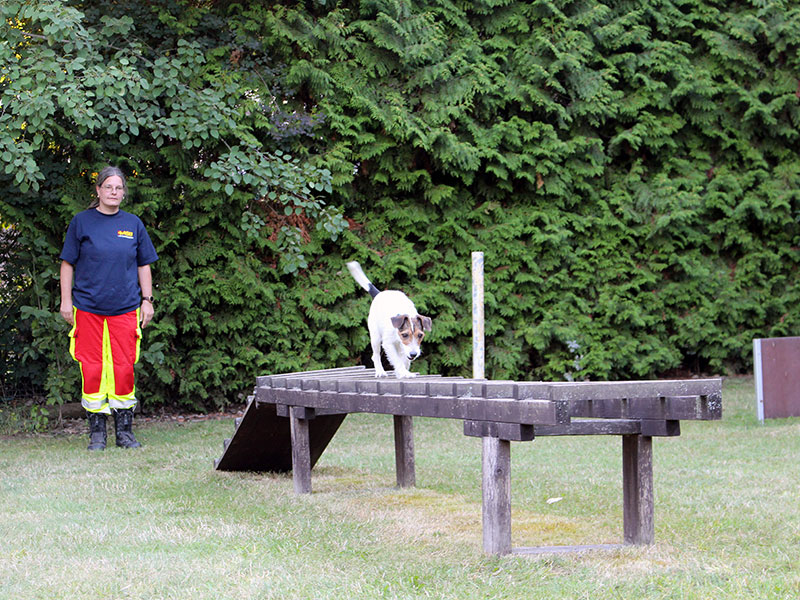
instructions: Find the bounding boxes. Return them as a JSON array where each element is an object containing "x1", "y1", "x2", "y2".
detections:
[
  {"x1": 391, "y1": 314, "x2": 410, "y2": 330},
  {"x1": 417, "y1": 315, "x2": 432, "y2": 331}
]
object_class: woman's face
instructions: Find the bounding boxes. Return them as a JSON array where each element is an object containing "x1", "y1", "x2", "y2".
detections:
[{"x1": 96, "y1": 175, "x2": 125, "y2": 214}]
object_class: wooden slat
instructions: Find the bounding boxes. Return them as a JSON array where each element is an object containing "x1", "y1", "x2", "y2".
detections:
[
  {"x1": 534, "y1": 419, "x2": 642, "y2": 436},
  {"x1": 275, "y1": 405, "x2": 346, "y2": 418},
  {"x1": 465, "y1": 419, "x2": 680, "y2": 438},
  {"x1": 546, "y1": 379, "x2": 721, "y2": 401},
  {"x1": 256, "y1": 366, "x2": 369, "y2": 387},
  {"x1": 257, "y1": 386, "x2": 563, "y2": 425},
  {"x1": 463, "y1": 421, "x2": 534, "y2": 441},
  {"x1": 531, "y1": 419, "x2": 680, "y2": 437},
  {"x1": 568, "y1": 394, "x2": 721, "y2": 421}
]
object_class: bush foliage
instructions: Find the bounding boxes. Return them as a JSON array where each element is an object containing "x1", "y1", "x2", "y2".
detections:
[{"x1": 2, "y1": 0, "x2": 799, "y2": 409}]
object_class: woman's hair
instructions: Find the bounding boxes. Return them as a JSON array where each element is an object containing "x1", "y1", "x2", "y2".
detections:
[{"x1": 90, "y1": 166, "x2": 128, "y2": 208}]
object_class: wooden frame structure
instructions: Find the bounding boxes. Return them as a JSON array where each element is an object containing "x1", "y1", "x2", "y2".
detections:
[{"x1": 215, "y1": 366, "x2": 722, "y2": 555}]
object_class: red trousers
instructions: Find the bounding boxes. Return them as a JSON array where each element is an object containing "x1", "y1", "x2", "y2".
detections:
[{"x1": 69, "y1": 308, "x2": 141, "y2": 414}]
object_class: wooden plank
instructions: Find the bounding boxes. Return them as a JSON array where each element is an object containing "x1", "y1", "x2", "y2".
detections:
[
  {"x1": 531, "y1": 419, "x2": 680, "y2": 437},
  {"x1": 215, "y1": 399, "x2": 346, "y2": 473},
  {"x1": 393, "y1": 415, "x2": 416, "y2": 488},
  {"x1": 275, "y1": 404, "x2": 346, "y2": 418},
  {"x1": 754, "y1": 337, "x2": 800, "y2": 420},
  {"x1": 535, "y1": 419, "x2": 642, "y2": 436},
  {"x1": 214, "y1": 400, "x2": 292, "y2": 472},
  {"x1": 463, "y1": 421, "x2": 535, "y2": 441},
  {"x1": 256, "y1": 366, "x2": 369, "y2": 387},
  {"x1": 568, "y1": 394, "x2": 721, "y2": 421},
  {"x1": 256, "y1": 386, "x2": 563, "y2": 425},
  {"x1": 622, "y1": 435, "x2": 654, "y2": 544},
  {"x1": 267, "y1": 370, "x2": 444, "y2": 391},
  {"x1": 482, "y1": 437, "x2": 512, "y2": 555},
  {"x1": 290, "y1": 407, "x2": 312, "y2": 494},
  {"x1": 547, "y1": 379, "x2": 721, "y2": 401},
  {"x1": 464, "y1": 419, "x2": 680, "y2": 438},
  {"x1": 641, "y1": 419, "x2": 680, "y2": 437}
]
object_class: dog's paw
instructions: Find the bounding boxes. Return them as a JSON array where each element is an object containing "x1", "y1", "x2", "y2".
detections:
[
  {"x1": 374, "y1": 368, "x2": 388, "y2": 378},
  {"x1": 395, "y1": 371, "x2": 417, "y2": 379}
]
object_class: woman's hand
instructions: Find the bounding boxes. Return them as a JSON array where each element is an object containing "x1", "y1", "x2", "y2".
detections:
[
  {"x1": 137, "y1": 264, "x2": 154, "y2": 328},
  {"x1": 140, "y1": 300, "x2": 154, "y2": 328},
  {"x1": 60, "y1": 300, "x2": 74, "y2": 325}
]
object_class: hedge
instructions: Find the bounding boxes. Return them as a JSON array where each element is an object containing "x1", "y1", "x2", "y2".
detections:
[{"x1": 1, "y1": 0, "x2": 799, "y2": 410}]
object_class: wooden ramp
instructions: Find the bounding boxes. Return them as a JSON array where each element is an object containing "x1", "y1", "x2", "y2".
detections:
[
  {"x1": 213, "y1": 400, "x2": 347, "y2": 472},
  {"x1": 214, "y1": 367, "x2": 362, "y2": 472}
]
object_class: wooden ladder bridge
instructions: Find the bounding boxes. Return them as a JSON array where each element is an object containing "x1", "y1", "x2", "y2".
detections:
[{"x1": 215, "y1": 366, "x2": 722, "y2": 555}]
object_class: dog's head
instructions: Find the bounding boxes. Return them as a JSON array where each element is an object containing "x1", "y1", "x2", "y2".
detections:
[{"x1": 390, "y1": 314, "x2": 432, "y2": 360}]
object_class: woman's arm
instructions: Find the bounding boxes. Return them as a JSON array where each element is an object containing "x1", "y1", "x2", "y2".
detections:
[
  {"x1": 138, "y1": 264, "x2": 154, "y2": 327},
  {"x1": 59, "y1": 260, "x2": 74, "y2": 325}
]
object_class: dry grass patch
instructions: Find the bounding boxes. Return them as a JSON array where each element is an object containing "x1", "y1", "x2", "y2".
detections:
[
  {"x1": 347, "y1": 488, "x2": 483, "y2": 546},
  {"x1": 316, "y1": 481, "x2": 613, "y2": 553}
]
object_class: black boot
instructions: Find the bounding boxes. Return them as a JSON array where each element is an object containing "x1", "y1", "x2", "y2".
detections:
[
  {"x1": 113, "y1": 408, "x2": 142, "y2": 449},
  {"x1": 87, "y1": 412, "x2": 107, "y2": 451}
]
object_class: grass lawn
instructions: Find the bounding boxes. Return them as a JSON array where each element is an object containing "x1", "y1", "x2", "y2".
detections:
[{"x1": 1, "y1": 376, "x2": 798, "y2": 599}]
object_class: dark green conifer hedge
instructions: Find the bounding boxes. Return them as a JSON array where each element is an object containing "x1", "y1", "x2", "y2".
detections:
[{"x1": 2, "y1": 0, "x2": 799, "y2": 409}]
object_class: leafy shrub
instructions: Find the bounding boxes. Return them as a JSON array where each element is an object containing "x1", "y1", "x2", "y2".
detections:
[{"x1": 2, "y1": 0, "x2": 799, "y2": 411}]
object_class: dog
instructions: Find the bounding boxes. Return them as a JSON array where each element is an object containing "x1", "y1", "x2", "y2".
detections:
[{"x1": 347, "y1": 261, "x2": 432, "y2": 378}]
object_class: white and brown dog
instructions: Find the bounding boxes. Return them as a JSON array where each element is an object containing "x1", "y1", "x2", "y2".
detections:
[{"x1": 347, "y1": 261, "x2": 432, "y2": 378}]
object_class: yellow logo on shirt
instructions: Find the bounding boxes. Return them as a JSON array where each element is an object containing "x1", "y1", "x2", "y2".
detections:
[{"x1": 117, "y1": 230, "x2": 134, "y2": 239}]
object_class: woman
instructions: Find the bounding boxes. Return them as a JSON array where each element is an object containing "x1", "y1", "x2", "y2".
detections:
[{"x1": 59, "y1": 166, "x2": 158, "y2": 450}]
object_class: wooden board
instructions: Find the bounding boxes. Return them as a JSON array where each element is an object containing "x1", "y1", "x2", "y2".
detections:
[
  {"x1": 214, "y1": 398, "x2": 346, "y2": 472},
  {"x1": 754, "y1": 337, "x2": 800, "y2": 420}
]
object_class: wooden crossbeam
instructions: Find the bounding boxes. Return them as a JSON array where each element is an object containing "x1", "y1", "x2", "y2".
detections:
[
  {"x1": 256, "y1": 386, "x2": 567, "y2": 426},
  {"x1": 464, "y1": 418, "x2": 681, "y2": 439},
  {"x1": 567, "y1": 395, "x2": 721, "y2": 421}
]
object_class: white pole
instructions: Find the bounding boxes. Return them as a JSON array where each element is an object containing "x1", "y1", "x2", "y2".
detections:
[
  {"x1": 753, "y1": 338, "x2": 764, "y2": 424},
  {"x1": 472, "y1": 251, "x2": 485, "y2": 379}
]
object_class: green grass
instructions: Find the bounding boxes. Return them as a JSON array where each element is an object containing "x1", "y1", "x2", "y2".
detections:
[{"x1": 1, "y1": 376, "x2": 799, "y2": 599}]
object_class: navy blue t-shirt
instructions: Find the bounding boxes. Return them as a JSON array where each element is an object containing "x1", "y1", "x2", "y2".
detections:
[{"x1": 60, "y1": 209, "x2": 158, "y2": 316}]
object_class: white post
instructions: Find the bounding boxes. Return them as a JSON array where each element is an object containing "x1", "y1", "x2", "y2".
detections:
[
  {"x1": 753, "y1": 338, "x2": 764, "y2": 423},
  {"x1": 472, "y1": 251, "x2": 485, "y2": 379}
]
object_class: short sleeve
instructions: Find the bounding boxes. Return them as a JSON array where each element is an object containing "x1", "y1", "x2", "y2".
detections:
[{"x1": 136, "y1": 220, "x2": 158, "y2": 266}]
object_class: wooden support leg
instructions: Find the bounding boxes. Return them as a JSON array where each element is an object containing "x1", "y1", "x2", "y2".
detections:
[
  {"x1": 622, "y1": 434, "x2": 654, "y2": 544},
  {"x1": 482, "y1": 437, "x2": 512, "y2": 555},
  {"x1": 393, "y1": 415, "x2": 416, "y2": 488},
  {"x1": 290, "y1": 407, "x2": 312, "y2": 494}
]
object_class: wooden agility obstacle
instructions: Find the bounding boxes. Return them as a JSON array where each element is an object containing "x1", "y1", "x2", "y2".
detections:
[{"x1": 215, "y1": 366, "x2": 722, "y2": 555}]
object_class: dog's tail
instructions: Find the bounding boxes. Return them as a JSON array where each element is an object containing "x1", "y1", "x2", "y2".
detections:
[{"x1": 347, "y1": 261, "x2": 381, "y2": 298}]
